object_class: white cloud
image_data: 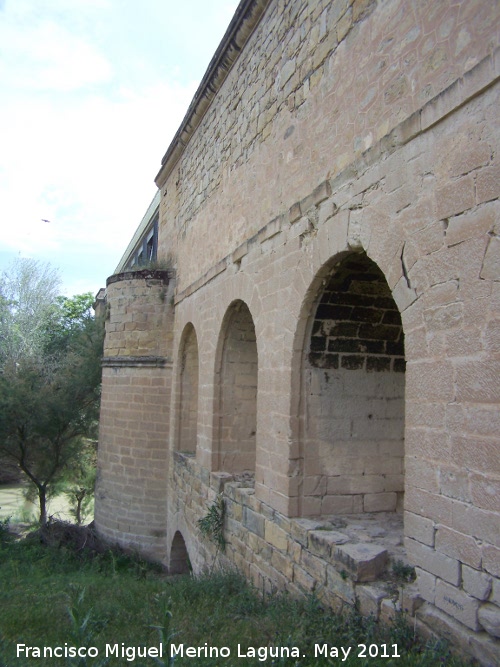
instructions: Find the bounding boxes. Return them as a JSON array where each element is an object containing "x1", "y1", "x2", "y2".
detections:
[
  {"x1": 0, "y1": 79, "x2": 196, "y2": 252},
  {"x1": 0, "y1": 0, "x2": 238, "y2": 295},
  {"x1": 0, "y1": 4, "x2": 113, "y2": 92}
]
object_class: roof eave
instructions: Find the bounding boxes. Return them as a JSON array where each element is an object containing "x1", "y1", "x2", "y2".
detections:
[{"x1": 154, "y1": 0, "x2": 272, "y2": 190}]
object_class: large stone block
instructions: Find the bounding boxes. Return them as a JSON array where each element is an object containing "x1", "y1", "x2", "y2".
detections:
[
  {"x1": 462, "y1": 565, "x2": 492, "y2": 602},
  {"x1": 435, "y1": 525, "x2": 482, "y2": 569},
  {"x1": 264, "y1": 520, "x2": 288, "y2": 551},
  {"x1": 435, "y1": 579, "x2": 480, "y2": 631},
  {"x1": 332, "y1": 543, "x2": 388, "y2": 582},
  {"x1": 356, "y1": 584, "x2": 386, "y2": 617},
  {"x1": 308, "y1": 529, "x2": 349, "y2": 560},
  {"x1": 242, "y1": 506, "x2": 265, "y2": 538},
  {"x1": 478, "y1": 603, "x2": 500, "y2": 639},
  {"x1": 405, "y1": 538, "x2": 460, "y2": 586}
]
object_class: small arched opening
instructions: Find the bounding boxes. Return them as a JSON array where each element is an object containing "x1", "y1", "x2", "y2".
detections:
[{"x1": 169, "y1": 531, "x2": 191, "y2": 575}]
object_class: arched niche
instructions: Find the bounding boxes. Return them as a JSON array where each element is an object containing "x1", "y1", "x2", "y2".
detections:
[
  {"x1": 215, "y1": 300, "x2": 258, "y2": 474},
  {"x1": 176, "y1": 323, "x2": 199, "y2": 455},
  {"x1": 301, "y1": 251, "x2": 405, "y2": 517}
]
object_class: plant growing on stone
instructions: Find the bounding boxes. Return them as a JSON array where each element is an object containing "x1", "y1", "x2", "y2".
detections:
[
  {"x1": 197, "y1": 493, "x2": 226, "y2": 552},
  {"x1": 391, "y1": 559, "x2": 416, "y2": 583}
]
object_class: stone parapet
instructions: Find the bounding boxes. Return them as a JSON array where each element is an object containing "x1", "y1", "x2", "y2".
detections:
[{"x1": 104, "y1": 269, "x2": 174, "y2": 358}]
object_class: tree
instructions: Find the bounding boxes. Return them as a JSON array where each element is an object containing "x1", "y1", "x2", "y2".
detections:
[
  {"x1": 44, "y1": 292, "x2": 95, "y2": 356},
  {"x1": 0, "y1": 258, "x2": 61, "y2": 367},
  {"x1": 0, "y1": 259, "x2": 103, "y2": 525},
  {"x1": 63, "y1": 438, "x2": 97, "y2": 525}
]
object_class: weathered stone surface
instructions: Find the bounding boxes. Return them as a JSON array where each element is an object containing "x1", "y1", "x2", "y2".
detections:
[
  {"x1": 326, "y1": 565, "x2": 356, "y2": 604},
  {"x1": 308, "y1": 530, "x2": 349, "y2": 559},
  {"x1": 264, "y1": 521, "x2": 288, "y2": 551},
  {"x1": 480, "y1": 236, "x2": 500, "y2": 281},
  {"x1": 462, "y1": 565, "x2": 492, "y2": 601},
  {"x1": 435, "y1": 579, "x2": 480, "y2": 631},
  {"x1": 333, "y1": 543, "x2": 388, "y2": 582},
  {"x1": 478, "y1": 603, "x2": 500, "y2": 639},
  {"x1": 243, "y1": 507, "x2": 265, "y2": 538},
  {"x1": 356, "y1": 584, "x2": 387, "y2": 617}
]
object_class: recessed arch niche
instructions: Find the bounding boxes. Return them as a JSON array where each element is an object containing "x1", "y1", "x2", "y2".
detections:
[
  {"x1": 177, "y1": 323, "x2": 199, "y2": 455},
  {"x1": 301, "y1": 251, "x2": 405, "y2": 517},
  {"x1": 215, "y1": 300, "x2": 258, "y2": 474}
]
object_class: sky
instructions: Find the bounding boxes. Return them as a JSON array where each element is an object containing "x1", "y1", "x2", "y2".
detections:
[{"x1": 0, "y1": 0, "x2": 238, "y2": 296}]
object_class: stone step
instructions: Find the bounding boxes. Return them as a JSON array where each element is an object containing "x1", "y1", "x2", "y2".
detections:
[{"x1": 332, "y1": 542, "x2": 388, "y2": 582}]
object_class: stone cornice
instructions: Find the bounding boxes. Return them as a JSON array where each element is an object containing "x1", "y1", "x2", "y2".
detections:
[
  {"x1": 154, "y1": 0, "x2": 272, "y2": 189},
  {"x1": 102, "y1": 356, "x2": 170, "y2": 368}
]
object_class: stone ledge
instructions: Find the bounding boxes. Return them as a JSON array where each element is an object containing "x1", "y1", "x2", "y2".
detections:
[{"x1": 102, "y1": 355, "x2": 170, "y2": 368}]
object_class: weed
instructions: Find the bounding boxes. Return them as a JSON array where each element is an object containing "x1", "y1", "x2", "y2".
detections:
[
  {"x1": 66, "y1": 587, "x2": 109, "y2": 666},
  {"x1": 197, "y1": 493, "x2": 226, "y2": 551},
  {"x1": 137, "y1": 593, "x2": 178, "y2": 667},
  {"x1": 392, "y1": 560, "x2": 416, "y2": 583}
]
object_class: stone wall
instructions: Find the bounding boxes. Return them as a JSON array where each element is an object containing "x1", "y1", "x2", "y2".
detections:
[
  {"x1": 216, "y1": 301, "x2": 258, "y2": 474},
  {"x1": 167, "y1": 453, "x2": 499, "y2": 665},
  {"x1": 96, "y1": 0, "x2": 500, "y2": 662},
  {"x1": 304, "y1": 252, "x2": 405, "y2": 515},
  {"x1": 159, "y1": 60, "x2": 499, "y2": 658},
  {"x1": 158, "y1": 0, "x2": 499, "y2": 294}
]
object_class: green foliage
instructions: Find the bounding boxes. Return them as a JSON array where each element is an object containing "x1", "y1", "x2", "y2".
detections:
[
  {"x1": 0, "y1": 258, "x2": 61, "y2": 366},
  {"x1": 0, "y1": 534, "x2": 476, "y2": 667},
  {"x1": 0, "y1": 259, "x2": 103, "y2": 526},
  {"x1": 197, "y1": 493, "x2": 226, "y2": 551},
  {"x1": 142, "y1": 595, "x2": 178, "y2": 667},
  {"x1": 63, "y1": 440, "x2": 97, "y2": 525},
  {"x1": 130, "y1": 254, "x2": 175, "y2": 273},
  {"x1": 43, "y1": 292, "x2": 95, "y2": 356},
  {"x1": 392, "y1": 560, "x2": 416, "y2": 583},
  {"x1": 0, "y1": 517, "x2": 12, "y2": 545},
  {"x1": 65, "y1": 587, "x2": 109, "y2": 666}
]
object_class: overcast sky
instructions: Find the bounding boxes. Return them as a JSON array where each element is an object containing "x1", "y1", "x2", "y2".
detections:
[{"x1": 0, "y1": 0, "x2": 238, "y2": 296}]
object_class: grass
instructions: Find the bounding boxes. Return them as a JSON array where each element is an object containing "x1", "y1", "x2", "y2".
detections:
[{"x1": 0, "y1": 520, "x2": 475, "y2": 667}]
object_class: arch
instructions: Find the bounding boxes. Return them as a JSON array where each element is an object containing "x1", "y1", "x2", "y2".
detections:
[
  {"x1": 298, "y1": 251, "x2": 405, "y2": 517},
  {"x1": 169, "y1": 531, "x2": 191, "y2": 575},
  {"x1": 214, "y1": 300, "x2": 258, "y2": 474},
  {"x1": 176, "y1": 323, "x2": 199, "y2": 455}
]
